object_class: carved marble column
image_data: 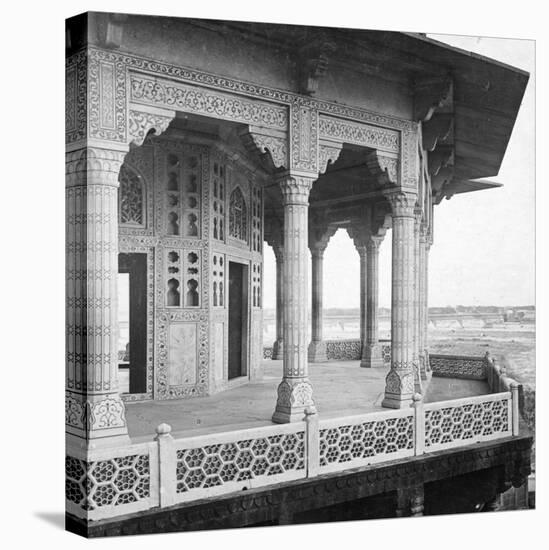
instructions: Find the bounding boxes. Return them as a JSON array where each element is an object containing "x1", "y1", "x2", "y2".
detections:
[
  {"x1": 66, "y1": 146, "x2": 130, "y2": 448},
  {"x1": 308, "y1": 247, "x2": 328, "y2": 362},
  {"x1": 413, "y1": 211, "x2": 423, "y2": 392},
  {"x1": 272, "y1": 175, "x2": 316, "y2": 423},
  {"x1": 357, "y1": 244, "x2": 368, "y2": 359},
  {"x1": 272, "y1": 244, "x2": 284, "y2": 360},
  {"x1": 424, "y1": 235, "x2": 432, "y2": 372},
  {"x1": 382, "y1": 191, "x2": 418, "y2": 409},
  {"x1": 362, "y1": 236, "x2": 384, "y2": 368},
  {"x1": 418, "y1": 224, "x2": 429, "y2": 378}
]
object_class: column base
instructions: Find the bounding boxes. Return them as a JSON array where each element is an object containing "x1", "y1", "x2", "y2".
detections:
[
  {"x1": 272, "y1": 340, "x2": 284, "y2": 360},
  {"x1": 381, "y1": 369, "x2": 414, "y2": 409},
  {"x1": 381, "y1": 395, "x2": 414, "y2": 409},
  {"x1": 272, "y1": 379, "x2": 316, "y2": 424},
  {"x1": 360, "y1": 344, "x2": 384, "y2": 368},
  {"x1": 66, "y1": 432, "x2": 132, "y2": 454},
  {"x1": 308, "y1": 340, "x2": 327, "y2": 362}
]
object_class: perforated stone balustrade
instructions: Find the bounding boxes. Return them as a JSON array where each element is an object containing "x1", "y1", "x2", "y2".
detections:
[{"x1": 67, "y1": 357, "x2": 521, "y2": 522}]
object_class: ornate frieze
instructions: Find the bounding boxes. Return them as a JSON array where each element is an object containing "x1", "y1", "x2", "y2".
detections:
[
  {"x1": 130, "y1": 72, "x2": 288, "y2": 130},
  {"x1": 319, "y1": 115, "x2": 400, "y2": 153}
]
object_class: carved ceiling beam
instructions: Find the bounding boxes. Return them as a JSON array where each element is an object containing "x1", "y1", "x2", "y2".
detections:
[
  {"x1": 297, "y1": 34, "x2": 337, "y2": 96},
  {"x1": 413, "y1": 76, "x2": 453, "y2": 122}
]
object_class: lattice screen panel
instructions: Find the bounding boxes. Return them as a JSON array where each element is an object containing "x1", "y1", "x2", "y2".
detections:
[
  {"x1": 424, "y1": 397, "x2": 510, "y2": 451},
  {"x1": 175, "y1": 431, "x2": 306, "y2": 502},
  {"x1": 319, "y1": 414, "x2": 414, "y2": 473},
  {"x1": 66, "y1": 454, "x2": 151, "y2": 512}
]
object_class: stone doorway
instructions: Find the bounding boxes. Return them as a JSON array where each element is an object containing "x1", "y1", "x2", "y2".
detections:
[
  {"x1": 228, "y1": 261, "x2": 248, "y2": 380},
  {"x1": 118, "y1": 253, "x2": 148, "y2": 394}
]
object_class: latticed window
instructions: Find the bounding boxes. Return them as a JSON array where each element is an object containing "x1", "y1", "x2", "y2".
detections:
[
  {"x1": 229, "y1": 187, "x2": 248, "y2": 241},
  {"x1": 119, "y1": 165, "x2": 145, "y2": 226}
]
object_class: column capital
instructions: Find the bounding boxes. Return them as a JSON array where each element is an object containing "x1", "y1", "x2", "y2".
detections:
[
  {"x1": 367, "y1": 234, "x2": 384, "y2": 252},
  {"x1": 384, "y1": 190, "x2": 418, "y2": 218},
  {"x1": 65, "y1": 146, "x2": 128, "y2": 188},
  {"x1": 278, "y1": 174, "x2": 314, "y2": 206},
  {"x1": 310, "y1": 246, "x2": 326, "y2": 260}
]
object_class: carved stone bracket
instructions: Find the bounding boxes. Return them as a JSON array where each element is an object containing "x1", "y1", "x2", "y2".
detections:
[
  {"x1": 413, "y1": 76, "x2": 453, "y2": 122},
  {"x1": 240, "y1": 129, "x2": 288, "y2": 170},
  {"x1": 422, "y1": 114, "x2": 454, "y2": 152},
  {"x1": 309, "y1": 213, "x2": 338, "y2": 253},
  {"x1": 367, "y1": 151, "x2": 399, "y2": 187},
  {"x1": 297, "y1": 34, "x2": 337, "y2": 95},
  {"x1": 318, "y1": 143, "x2": 343, "y2": 174},
  {"x1": 128, "y1": 109, "x2": 175, "y2": 147},
  {"x1": 428, "y1": 145, "x2": 454, "y2": 178}
]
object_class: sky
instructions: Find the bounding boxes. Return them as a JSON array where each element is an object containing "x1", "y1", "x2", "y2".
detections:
[{"x1": 263, "y1": 34, "x2": 535, "y2": 309}]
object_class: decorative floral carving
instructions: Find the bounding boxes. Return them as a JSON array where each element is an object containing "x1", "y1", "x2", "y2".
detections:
[
  {"x1": 276, "y1": 380, "x2": 314, "y2": 408},
  {"x1": 66, "y1": 50, "x2": 87, "y2": 144},
  {"x1": 229, "y1": 187, "x2": 248, "y2": 242},
  {"x1": 290, "y1": 100, "x2": 318, "y2": 173},
  {"x1": 119, "y1": 164, "x2": 145, "y2": 226},
  {"x1": 89, "y1": 397, "x2": 127, "y2": 430},
  {"x1": 88, "y1": 51, "x2": 127, "y2": 142}
]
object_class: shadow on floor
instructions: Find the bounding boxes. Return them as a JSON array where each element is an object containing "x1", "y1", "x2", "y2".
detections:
[{"x1": 34, "y1": 511, "x2": 65, "y2": 530}]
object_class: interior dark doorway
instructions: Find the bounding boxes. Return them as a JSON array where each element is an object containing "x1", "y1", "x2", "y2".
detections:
[
  {"x1": 228, "y1": 261, "x2": 248, "y2": 380},
  {"x1": 118, "y1": 253, "x2": 147, "y2": 394}
]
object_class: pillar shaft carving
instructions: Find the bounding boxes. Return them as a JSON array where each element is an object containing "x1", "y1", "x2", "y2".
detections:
[
  {"x1": 420, "y1": 228, "x2": 431, "y2": 372},
  {"x1": 273, "y1": 175, "x2": 316, "y2": 423},
  {"x1": 418, "y1": 225, "x2": 427, "y2": 378},
  {"x1": 362, "y1": 236, "x2": 384, "y2": 367},
  {"x1": 357, "y1": 245, "x2": 368, "y2": 350},
  {"x1": 382, "y1": 191, "x2": 417, "y2": 408},
  {"x1": 413, "y1": 211, "x2": 423, "y2": 389},
  {"x1": 308, "y1": 248, "x2": 327, "y2": 362},
  {"x1": 66, "y1": 146, "x2": 130, "y2": 446},
  {"x1": 272, "y1": 244, "x2": 285, "y2": 360}
]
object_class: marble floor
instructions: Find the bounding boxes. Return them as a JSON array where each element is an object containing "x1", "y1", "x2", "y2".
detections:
[{"x1": 124, "y1": 360, "x2": 490, "y2": 442}]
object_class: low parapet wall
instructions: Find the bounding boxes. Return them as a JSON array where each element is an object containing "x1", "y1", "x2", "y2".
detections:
[{"x1": 263, "y1": 339, "x2": 391, "y2": 363}]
